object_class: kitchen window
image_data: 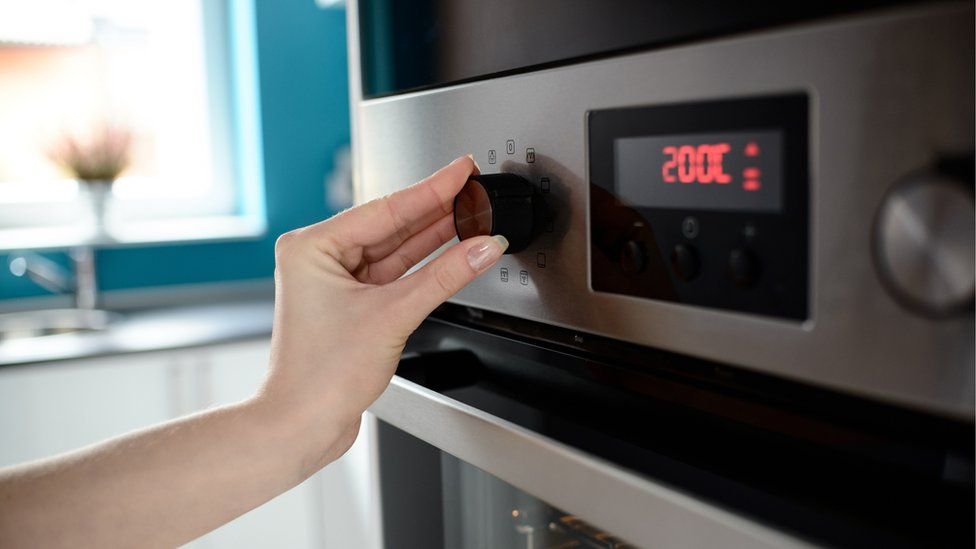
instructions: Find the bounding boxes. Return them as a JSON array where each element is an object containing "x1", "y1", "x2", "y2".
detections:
[{"x1": 0, "y1": 0, "x2": 264, "y2": 249}]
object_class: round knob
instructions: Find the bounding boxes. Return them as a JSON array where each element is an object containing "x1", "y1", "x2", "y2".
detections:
[
  {"x1": 874, "y1": 172, "x2": 975, "y2": 316},
  {"x1": 670, "y1": 244, "x2": 700, "y2": 281},
  {"x1": 728, "y1": 248, "x2": 760, "y2": 288},
  {"x1": 454, "y1": 173, "x2": 538, "y2": 253},
  {"x1": 620, "y1": 240, "x2": 647, "y2": 275}
]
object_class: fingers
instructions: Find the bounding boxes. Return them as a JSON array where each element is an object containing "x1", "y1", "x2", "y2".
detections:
[
  {"x1": 390, "y1": 235, "x2": 508, "y2": 320},
  {"x1": 364, "y1": 214, "x2": 457, "y2": 284},
  {"x1": 315, "y1": 155, "x2": 477, "y2": 256}
]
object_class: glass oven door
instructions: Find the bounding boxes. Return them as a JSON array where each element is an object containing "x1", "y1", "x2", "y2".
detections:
[{"x1": 378, "y1": 419, "x2": 637, "y2": 548}]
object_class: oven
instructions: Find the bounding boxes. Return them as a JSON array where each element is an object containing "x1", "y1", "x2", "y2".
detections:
[{"x1": 345, "y1": 1, "x2": 974, "y2": 547}]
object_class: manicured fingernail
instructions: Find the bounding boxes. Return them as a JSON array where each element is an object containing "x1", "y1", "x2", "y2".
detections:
[
  {"x1": 467, "y1": 235, "x2": 508, "y2": 271},
  {"x1": 451, "y1": 154, "x2": 480, "y2": 171}
]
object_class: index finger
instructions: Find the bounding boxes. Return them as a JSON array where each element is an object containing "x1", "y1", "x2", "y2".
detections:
[{"x1": 317, "y1": 155, "x2": 478, "y2": 254}]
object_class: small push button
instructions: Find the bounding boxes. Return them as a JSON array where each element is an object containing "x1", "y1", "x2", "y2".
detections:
[
  {"x1": 729, "y1": 248, "x2": 760, "y2": 288},
  {"x1": 620, "y1": 240, "x2": 646, "y2": 275},
  {"x1": 670, "y1": 244, "x2": 700, "y2": 281}
]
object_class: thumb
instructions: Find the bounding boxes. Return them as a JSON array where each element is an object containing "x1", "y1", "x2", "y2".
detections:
[{"x1": 392, "y1": 234, "x2": 509, "y2": 319}]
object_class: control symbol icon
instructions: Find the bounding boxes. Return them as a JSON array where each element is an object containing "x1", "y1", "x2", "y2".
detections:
[
  {"x1": 488, "y1": 149, "x2": 497, "y2": 164},
  {"x1": 682, "y1": 216, "x2": 699, "y2": 239},
  {"x1": 536, "y1": 253, "x2": 546, "y2": 268},
  {"x1": 506, "y1": 140, "x2": 515, "y2": 155},
  {"x1": 525, "y1": 148, "x2": 535, "y2": 163},
  {"x1": 500, "y1": 268, "x2": 509, "y2": 282},
  {"x1": 519, "y1": 270, "x2": 529, "y2": 285},
  {"x1": 540, "y1": 177, "x2": 550, "y2": 193}
]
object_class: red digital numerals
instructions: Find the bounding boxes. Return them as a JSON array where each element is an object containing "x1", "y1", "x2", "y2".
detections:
[
  {"x1": 661, "y1": 141, "x2": 763, "y2": 192},
  {"x1": 661, "y1": 144, "x2": 731, "y2": 184}
]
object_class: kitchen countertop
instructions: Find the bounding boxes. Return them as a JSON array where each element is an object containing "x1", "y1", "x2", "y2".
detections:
[{"x1": 0, "y1": 300, "x2": 274, "y2": 367}]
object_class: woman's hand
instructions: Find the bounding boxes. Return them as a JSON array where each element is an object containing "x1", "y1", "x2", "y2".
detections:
[
  {"x1": 0, "y1": 156, "x2": 504, "y2": 548},
  {"x1": 259, "y1": 155, "x2": 508, "y2": 470}
]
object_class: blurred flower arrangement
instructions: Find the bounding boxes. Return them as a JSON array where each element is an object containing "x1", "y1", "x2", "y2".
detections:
[
  {"x1": 48, "y1": 125, "x2": 132, "y2": 185},
  {"x1": 48, "y1": 125, "x2": 132, "y2": 236}
]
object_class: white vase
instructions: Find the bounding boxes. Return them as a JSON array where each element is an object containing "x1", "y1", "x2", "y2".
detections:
[{"x1": 84, "y1": 180, "x2": 112, "y2": 237}]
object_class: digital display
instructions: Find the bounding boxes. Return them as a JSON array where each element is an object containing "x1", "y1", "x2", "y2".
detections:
[
  {"x1": 614, "y1": 131, "x2": 783, "y2": 212},
  {"x1": 589, "y1": 94, "x2": 808, "y2": 318}
]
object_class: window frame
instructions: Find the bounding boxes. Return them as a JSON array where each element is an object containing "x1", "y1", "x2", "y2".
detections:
[{"x1": 0, "y1": 0, "x2": 266, "y2": 250}]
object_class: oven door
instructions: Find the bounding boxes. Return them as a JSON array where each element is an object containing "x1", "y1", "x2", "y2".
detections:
[
  {"x1": 368, "y1": 311, "x2": 973, "y2": 549},
  {"x1": 371, "y1": 380, "x2": 799, "y2": 549}
]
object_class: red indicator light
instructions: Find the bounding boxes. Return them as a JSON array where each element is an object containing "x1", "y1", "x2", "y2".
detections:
[
  {"x1": 742, "y1": 167, "x2": 761, "y2": 179},
  {"x1": 744, "y1": 142, "x2": 760, "y2": 157},
  {"x1": 743, "y1": 180, "x2": 761, "y2": 192}
]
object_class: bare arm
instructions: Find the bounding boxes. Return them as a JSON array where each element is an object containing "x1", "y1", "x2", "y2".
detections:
[
  {"x1": 0, "y1": 155, "x2": 507, "y2": 548},
  {"x1": 0, "y1": 399, "x2": 353, "y2": 548}
]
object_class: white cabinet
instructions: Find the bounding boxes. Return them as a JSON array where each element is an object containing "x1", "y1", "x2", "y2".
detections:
[
  {"x1": 0, "y1": 338, "x2": 377, "y2": 549},
  {"x1": 0, "y1": 351, "x2": 175, "y2": 466}
]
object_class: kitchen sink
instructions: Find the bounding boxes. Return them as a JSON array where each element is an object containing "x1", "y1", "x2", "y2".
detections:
[{"x1": 0, "y1": 309, "x2": 123, "y2": 342}]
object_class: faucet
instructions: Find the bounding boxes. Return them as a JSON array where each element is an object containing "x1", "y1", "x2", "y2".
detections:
[{"x1": 8, "y1": 247, "x2": 98, "y2": 310}]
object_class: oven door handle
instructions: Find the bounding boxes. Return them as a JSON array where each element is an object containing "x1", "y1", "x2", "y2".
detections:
[
  {"x1": 395, "y1": 350, "x2": 482, "y2": 391},
  {"x1": 369, "y1": 373, "x2": 814, "y2": 549}
]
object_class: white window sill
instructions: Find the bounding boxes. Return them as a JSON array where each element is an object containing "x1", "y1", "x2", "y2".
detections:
[{"x1": 0, "y1": 215, "x2": 267, "y2": 251}]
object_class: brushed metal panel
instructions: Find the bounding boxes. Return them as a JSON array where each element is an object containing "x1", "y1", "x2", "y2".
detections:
[{"x1": 350, "y1": 4, "x2": 974, "y2": 418}]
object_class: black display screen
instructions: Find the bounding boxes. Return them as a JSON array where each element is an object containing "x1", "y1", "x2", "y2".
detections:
[
  {"x1": 614, "y1": 130, "x2": 783, "y2": 212},
  {"x1": 358, "y1": 0, "x2": 915, "y2": 98},
  {"x1": 588, "y1": 94, "x2": 809, "y2": 319}
]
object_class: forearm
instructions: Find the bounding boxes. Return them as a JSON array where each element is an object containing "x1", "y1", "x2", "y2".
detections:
[
  {"x1": 0, "y1": 395, "x2": 352, "y2": 548},
  {"x1": 0, "y1": 155, "x2": 494, "y2": 547}
]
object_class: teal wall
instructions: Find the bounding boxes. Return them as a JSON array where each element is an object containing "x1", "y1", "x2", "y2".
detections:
[{"x1": 0, "y1": 0, "x2": 349, "y2": 301}]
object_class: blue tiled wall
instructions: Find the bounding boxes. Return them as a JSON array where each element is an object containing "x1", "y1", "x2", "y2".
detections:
[{"x1": 0, "y1": 0, "x2": 350, "y2": 300}]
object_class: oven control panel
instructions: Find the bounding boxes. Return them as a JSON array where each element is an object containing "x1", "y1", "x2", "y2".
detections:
[
  {"x1": 351, "y1": 5, "x2": 974, "y2": 417},
  {"x1": 588, "y1": 95, "x2": 809, "y2": 319}
]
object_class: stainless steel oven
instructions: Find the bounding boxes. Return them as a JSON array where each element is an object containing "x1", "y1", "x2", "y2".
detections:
[{"x1": 346, "y1": 2, "x2": 974, "y2": 547}]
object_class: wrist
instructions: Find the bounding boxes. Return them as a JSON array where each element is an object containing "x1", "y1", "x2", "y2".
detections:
[{"x1": 247, "y1": 376, "x2": 361, "y2": 476}]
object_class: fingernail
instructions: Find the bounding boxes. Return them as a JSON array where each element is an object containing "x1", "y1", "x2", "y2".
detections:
[
  {"x1": 467, "y1": 235, "x2": 508, "y2": 271},
  {"x1": 451, "y1": 154, "x2": 480, "y2": 172}
]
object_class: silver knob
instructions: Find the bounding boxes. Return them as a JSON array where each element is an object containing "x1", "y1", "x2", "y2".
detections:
[{"x1": 874, "y1": 173, "x2": 975, "y2": 316}]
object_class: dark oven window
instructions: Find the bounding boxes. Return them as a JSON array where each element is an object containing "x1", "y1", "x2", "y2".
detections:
[
  {"x1": 357, "y1": 0, "x2": 919, "y2": 98},
  {"x1": 377, "y1": 420, "x2": 639, "y2": 548}
]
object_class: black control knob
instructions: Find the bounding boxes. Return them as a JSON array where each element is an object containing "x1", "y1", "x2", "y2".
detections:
[
  {"x1": 729, "y1": 248, "x2": 760, "y2": 288},
  {"x1": 454, "y1": 173, "x2": 539, "y2": 253},
  {"x1": 621, "y1": 240, "x2": 647, "y2": 275},
  {"x1": 670, "y1": 244, "x2": 700, "y2": 281}
]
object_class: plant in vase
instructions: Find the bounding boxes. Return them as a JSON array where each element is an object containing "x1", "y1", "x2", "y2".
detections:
[{"x1": 48, "y1": 125, "x2": 132, "y2": 237}]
